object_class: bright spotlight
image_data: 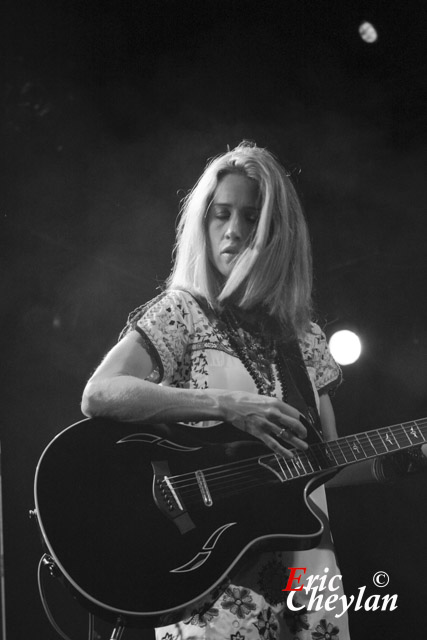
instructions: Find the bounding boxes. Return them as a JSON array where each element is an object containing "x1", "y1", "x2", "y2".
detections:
[
  {"x1": 329, "y1": 330, "x2": 362, "y2": 365},
  {"x1": 359, "y1": 22, "x2": 378, "y2": 43}
]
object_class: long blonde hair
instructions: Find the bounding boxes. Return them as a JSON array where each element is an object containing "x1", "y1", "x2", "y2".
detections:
[{"x1": 166, "y1": 141, "x2": 313, "y2": 335}]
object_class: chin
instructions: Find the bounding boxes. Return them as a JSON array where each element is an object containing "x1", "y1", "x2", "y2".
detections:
[
  {"x1": 219, "y1": 257, "x2": 238, "y2": 277},
  {"x1": 219, "y1": 264, "x2": 234, "y2": 278}
]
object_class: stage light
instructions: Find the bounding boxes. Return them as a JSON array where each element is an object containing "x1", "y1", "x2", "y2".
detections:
[
  {"x1": 329, "y1": 330, "x2": 362, "y2": 365},
  {"x1": 359, "y1": 22, "x2": 378, "y2": 43}
]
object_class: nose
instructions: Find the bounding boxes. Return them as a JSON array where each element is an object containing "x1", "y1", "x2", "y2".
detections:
[{"x1": 225, "y1": 212, "x2": 244, "y2": 240}]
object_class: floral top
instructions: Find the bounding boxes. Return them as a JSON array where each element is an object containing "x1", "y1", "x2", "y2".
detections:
[
  {"x1": 122, "y1": 290, "x2": 350, "y2": 640},
  {"x1": 123, "y1": 289, "x2": 341, "y2": 403}
]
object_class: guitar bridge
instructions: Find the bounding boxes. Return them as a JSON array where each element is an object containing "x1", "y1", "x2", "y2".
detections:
[{"x1": 152, "y1": 461, "x2": 195, "y2": 534}]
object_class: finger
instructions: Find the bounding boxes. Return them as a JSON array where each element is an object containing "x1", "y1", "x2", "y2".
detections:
[
  {"x1": 242, "y1": 414, "x2": 308, "y2": 452},
  {"x1": 265, "y1": 401, "x2": 307, "y2": 437},
  {"x1": 272, "y1": 413, "x2": 307, "y2": 439},
  {"x1": 261, "y1": 406, "x2": 307, "y2": 439},
  {"x1": 235, "y1": 417, "x2": 296, "y2": 458},
  {"x1": 256, "y1": 419, "x2": 308, "y2": 455},
  {"x1": 275, "y1": 399, "x2": 301, "y2": 420},
  {"x1": 276, "y1": 426, "x2": 309, "y2": 451},
  {"x1": 260, "y1": 432, "x2": 295, "y2": 459}
]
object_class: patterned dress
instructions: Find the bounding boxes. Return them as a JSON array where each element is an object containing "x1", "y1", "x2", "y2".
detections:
[{"x1": 122, "y1": 290, "x2": 350, "y2": 640}]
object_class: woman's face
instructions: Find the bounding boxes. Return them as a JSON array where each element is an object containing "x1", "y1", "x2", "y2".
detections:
[{"x1": 207, "y1": 173, "x2": 260, "y2": 279}]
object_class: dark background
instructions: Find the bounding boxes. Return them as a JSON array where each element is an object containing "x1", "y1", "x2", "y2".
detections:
[{"x1": 1, "y1": 0, "x2": 426, "y2": 638}]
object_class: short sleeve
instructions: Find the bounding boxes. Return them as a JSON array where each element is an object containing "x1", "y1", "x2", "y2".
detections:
[
  {"x1": 299, "y1": 322, "x2": 343, "y2": 395},
  {"x1": 120, "y1": 290, "x2": 194, "y2": 383}
]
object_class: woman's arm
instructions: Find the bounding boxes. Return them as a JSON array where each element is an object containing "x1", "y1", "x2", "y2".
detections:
[
  {"x1": 81, "y1": 330, "x2": 222, "y2": 424},
  {"x1": 81, "y1": 330, "x2": 308, "y2": 458}
]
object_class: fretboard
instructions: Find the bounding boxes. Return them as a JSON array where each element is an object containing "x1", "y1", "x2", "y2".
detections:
[{"x1": 259, "y1": 418, "x2": 427, "y2": 482}]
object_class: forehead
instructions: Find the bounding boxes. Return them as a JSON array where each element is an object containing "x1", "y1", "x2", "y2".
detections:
[{"x1": 213, "y1": 173, "x2": 259, "y2": 206}]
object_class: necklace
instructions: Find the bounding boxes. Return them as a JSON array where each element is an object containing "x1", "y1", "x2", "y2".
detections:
[{"x1": 221, "y1": 308, "x2": 288, "y2": 401}]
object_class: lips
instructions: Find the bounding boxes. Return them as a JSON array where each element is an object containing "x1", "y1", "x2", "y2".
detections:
[{"x1": 221, "y1": 245, "x2": 240, "y2": 255}]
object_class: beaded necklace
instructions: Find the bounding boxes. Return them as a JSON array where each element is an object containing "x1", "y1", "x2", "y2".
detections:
[{"x1": 221, "y1": 308, "x2": 289, "y2": 402}]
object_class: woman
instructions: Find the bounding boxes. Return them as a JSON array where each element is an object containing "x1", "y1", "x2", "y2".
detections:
[{"x1": 81, "y1": 141, "x2": 424, "y2": 640}]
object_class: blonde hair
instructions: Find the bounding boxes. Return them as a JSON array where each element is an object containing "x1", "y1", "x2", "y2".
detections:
[{"x1": 166, "y1": 141, "x2": 313, "y2": 335}]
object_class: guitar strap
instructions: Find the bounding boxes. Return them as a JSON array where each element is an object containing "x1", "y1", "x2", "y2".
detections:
[
  {"x1": 183, "y1": 291, "x2": 324, "y2": 445},
  {"x1": 278, "y1": 338, "x2": 324, "y2": 445}
]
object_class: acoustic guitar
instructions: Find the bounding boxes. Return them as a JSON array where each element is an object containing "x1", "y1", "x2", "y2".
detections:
[{"x1": 33, "y1": 416, "x2": 427, "y2": 627}]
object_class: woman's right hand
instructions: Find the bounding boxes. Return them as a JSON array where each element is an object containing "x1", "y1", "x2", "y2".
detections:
[
  {"x1": 81, "y1": 331, "x2": 309, "y2": 455},
  {"x1": 218, "y1": 390, "x2": 308, "y2": 458}
]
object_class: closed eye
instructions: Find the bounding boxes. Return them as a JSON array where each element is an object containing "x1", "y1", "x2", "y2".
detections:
[
  {"x1": 210, "y1": 205, "x2": 259, "y2": 220},
  {"x1": 213, "y1": 207, "x2": 230, "y2": 219},
  {"x1": 245, "y1": 211, "x2": 260, "y2": 224}
]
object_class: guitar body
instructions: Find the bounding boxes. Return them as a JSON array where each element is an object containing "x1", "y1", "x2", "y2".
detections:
[{"x1": 34, "y1": 418, "x2": 334, "y2": 627}]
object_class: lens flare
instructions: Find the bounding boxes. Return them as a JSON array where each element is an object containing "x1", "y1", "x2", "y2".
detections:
[{"x1": 329, "y1": 330, "x2": 362, "y2": 365}]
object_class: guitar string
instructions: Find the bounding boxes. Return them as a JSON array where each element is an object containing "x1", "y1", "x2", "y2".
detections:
[
  {"x1": 167, "y1": 465, "x2": 312, "y2": 505},
  {"x1": 166, "y1": 422, "x2": 427, "y2": 495},
  {"x1": 180, "y1": 474, "x2": 284, "y2": 498},
  {"x1": 169, "y1": 458, "x2": 313, "y2": 494},
  {"x1": 171, "y1": 440, "x2": 427, "y2": 506},
  {"x1": 182, "y1": 479, "x2": 276, "y2": 508},
  {"x1": 168, "y1": 421, "x2": 427, "y2": 487},
  {"x1": 168, "y1": 433, "x2": 427, "y2": 500},
  {"x1": 174, "y1": 436, "x2": 414, "y2": 497},
  {"x1": 170, "y1": 450, "x2": 320, "y2": 487},
  {"x1": 169, "y1": 456, "x2": 270, "y2": 483},
  {"x1": 174, "y1": 469, "x2": 272, "y2": 499},
  {"x1": 171, "y1": 440, "x2": 427, "y2": 507},
  {"x1": 175, "y1": 431, "x2": 427, "y2": 506},
  {"x1": 167, "y1": 419, "x2": 427, "y2": 485}
]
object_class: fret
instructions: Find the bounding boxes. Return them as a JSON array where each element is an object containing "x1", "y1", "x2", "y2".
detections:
[
  {"x1": 325, "y1": 443, "x2": 339, "y2": 465},
  {"x1": 345, "y1": 435, "x2": 367, "y2": 461},
  {"x1": 378, "y1": 427, "x2": 399, "y2": 452},
  {"x1": 310, "y1": 445, "x2": 328, "y2": 469},
  {"x1": 274, "y1": 454, "x2": 292, "y2": 481},
  {"x1": 284, "y1": 457, "x2": 299, "y2": 480},
  {"x1": 296, "y1": 452, "x2": 314, "y2": 475},
  {"x1": 255, "y1": 417, "x2": 427, "y2": 488},
  {"x1": 289, "y1": 456, "x2": 305, "y2": 477},
  {"x1": 302, "y1": 452, "x2": 316, "y2": 474},
  {"x1": 294, "y1": 455, "x2": 308, "y2": 476},
  {"x1": 314, "y1": 443, "x2": 337, "y2": 469},
  {"x1": 328, "y1": 441, "x2": 347, "y2": 465},
  {"x1": 306, "y1": 448, "x2": 322, "y2": 473},
  {"x1": 258, "y1": 454, "x2": 291, "y2": 482},
  {"x1": 417, "y1": 420, "x2": 427, "y2": 441},
  {"x1": 273, "y1": 455, "x2": 298, "y2": 480},
  {"x1": 365, "y1": 431, "x2": 380, "y2": 455},
  {"x1": 369, "y1": 429, "x2": 388, "y2": 454},
  {"x1": 355, "y1": 433, "x2": 377, "y2": 457},
  {"x1": 392, "y1": 424, "x2": 412, "y2": 448},
  {"x1": 335, "y1": 439, "x2": 357, "y2": 463},
  {"x1": 402, "y1": 420, "x2": 426, "y2": 445}
]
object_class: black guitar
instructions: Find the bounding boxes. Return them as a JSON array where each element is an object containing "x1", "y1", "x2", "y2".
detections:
[{"x1": 33, "y1": 416, "x2": 427, "y2": 627}]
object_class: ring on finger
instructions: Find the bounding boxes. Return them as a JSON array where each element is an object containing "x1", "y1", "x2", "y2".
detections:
[{"x1": 278, "y1": 427, "x2": 288, "y2": 439}]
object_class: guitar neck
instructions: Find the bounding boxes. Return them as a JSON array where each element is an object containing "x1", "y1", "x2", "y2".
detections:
[
  {"x1": 161, "y1": 419, "x2": 427, "y2": 508},
  {"x1": 260, "y1": 418, "x2": 427, "y2": 482}
]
